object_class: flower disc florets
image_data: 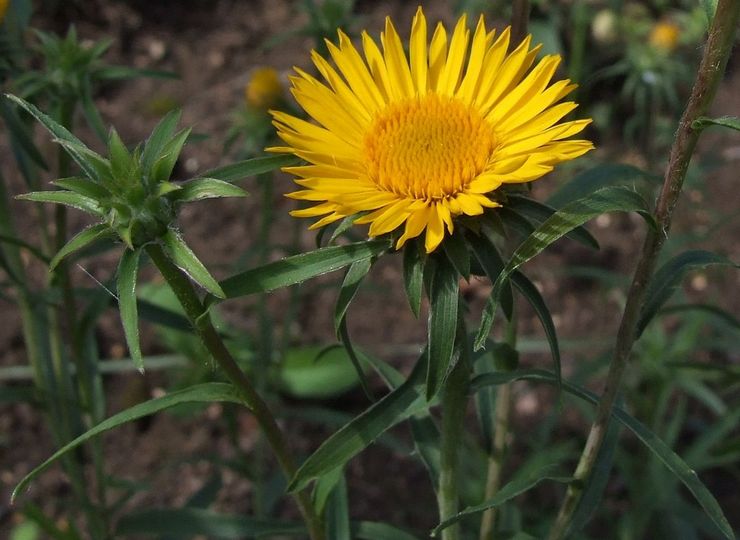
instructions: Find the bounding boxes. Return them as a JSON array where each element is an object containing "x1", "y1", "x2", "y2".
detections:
[{"x1": 270, "y1": 7, "x2": 594, "y2": 253}]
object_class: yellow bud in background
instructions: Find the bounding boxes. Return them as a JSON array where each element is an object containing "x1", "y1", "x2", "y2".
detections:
[
  {"x1": 245, "y1": 67, "x2": 283, "y2": 110},
  {"x1": 649, "y1": 20, "x2": 681, "y2": 53},
  {"x1": 0, "y1": 0, "x2": 9, "y2": 25}
]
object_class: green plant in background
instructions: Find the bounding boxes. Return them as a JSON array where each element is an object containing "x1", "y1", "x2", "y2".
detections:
[{"x1": 2, "y1": 1, "x2": 739, "y2": 539}]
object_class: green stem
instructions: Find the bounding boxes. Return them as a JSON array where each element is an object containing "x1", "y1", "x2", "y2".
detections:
[
  {"x1": 548, "y1": 2, "x2": 740, "y2": 538},
  {"x1": 479, "y1": 313, "x2": 518, "y2": 540},
  {"x1": 437, "y1": 320, "x2": 472, "y2": 540},
  {"x1": 145, "y1": 243, "x2": 324, "y2": 540}
]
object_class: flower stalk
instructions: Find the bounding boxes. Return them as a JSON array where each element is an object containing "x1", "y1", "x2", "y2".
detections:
[
  {"x1": 437, "y1": 319, "x2": 472, "y2": 540},
  {"x1": 548, "y1": 1, "x2": 740, "y2": 537},
  {"x1": 145, "y1": 243, "x2": 325, "y2": 540}
]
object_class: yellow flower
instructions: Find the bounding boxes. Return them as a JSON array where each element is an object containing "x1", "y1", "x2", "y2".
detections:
[
  {"x1": 649, "y1": 20, "x2": 680, "y2": 53},
  {"x1": 271, "y1": 8, "x2": 593, "y2": 253},
  {"x1": 246, "y1": 67, "x2": 283, "y2": 110},
  {"x1": 0, "y1": 0, "x2": 9, "y2": 25}
]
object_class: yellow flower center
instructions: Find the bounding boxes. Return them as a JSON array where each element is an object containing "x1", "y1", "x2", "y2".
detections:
[{"x1": 363, "y1": 94, "x2": 494, "y2": 200}]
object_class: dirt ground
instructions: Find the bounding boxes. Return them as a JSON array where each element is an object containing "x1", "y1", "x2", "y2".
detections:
[{"x1": 1, "y1": 0, "x2": 739, "y2": 537}]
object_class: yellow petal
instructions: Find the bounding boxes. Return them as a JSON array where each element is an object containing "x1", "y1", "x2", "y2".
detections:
[
  {"x1": 409, "y1": 6, "x2": 428, "y2": 94},
  {"x1": 381, "y1": 16, "x2": 415, "y2": 99},
  {"x1": 428, "y1": 22, "x2": 448, "y2": 91},
  {"x1": 436, "y1": 14, "x2": 469, "y2": 96},
  {"x1": 425, "y1": 203, "x2": 446, "y2": 253},
  {"x1": 396, "y1": 204, "x2": 430, "y2": 249}
]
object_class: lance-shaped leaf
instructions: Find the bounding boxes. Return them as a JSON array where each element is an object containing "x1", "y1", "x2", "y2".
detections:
[
  {"x1": 53, "y1": 176, "x2": 111, "y2": 200},
  {"x1": 402, "y1": 239, "x2": 425, "y2": 317},
  {"x1": 150, "y1": 127, "x2": 191, "y2": 185},
  {"x1": 475, "y1": 187, "x2": 654, "y2": 350},
  {"x1": 141, "y1": 109, "x2": 182, "y2": 173},
  {"x1": 637, "y1": 250, "x2": 738, "y2": 337},
  {"x1": 168, "y1": 178, "x2": 248, "y2": 203},
  {"x1": 692, "y1": 115, "x2": 740, "y2": 132},
  {"x1": 426, "y1": 257, "x2": 460, "y2": 399},
  {"x1": 200, "y1": 154, "x2": 301, "y2": 183},
  {"x1": 288, "y1": 355, "x2": 428, "y2": 493},
  {"x1": 4, "y1": 94, "x2": 105, "y2": 181},
  {"x1": 325, "y1": 471, "x2": 351, "y2": 540},
  {"x1": 50, "y1": 223, "x2": 112, "y2": 271},
  {"x1": 13, "y1": 383, "x2": 244, "y2": 503},
  {"x1": 334, "y1": 257, "x2": 373, "y2": 335},
  {"x1": 466, "y1": 231, "x2": 513, "y2": 320},
  {"x1": 433, "y1": 465, "x2": 572, "y2": 534},
  {"x1": 117, "y1": 248, "x2": 143, "y2": 372},
  {"x1": 221, "y1": 240, "x2": 390, "y2": 298},
  {"x1": 506, "y1": 195, "x2": 599, "y2": 249},
  {"x1": 17, "y1": 191, "x2": 102, "y2": 216},
  {"x1": 442, "y1": 230, "x2": 471, "y2": 280},
  {"x1": 547, "y1": 164, "x2": 658, "y2": 208},
  {"x1": 470, "y1": 369, "x2": 735, "y2": 539},
  {"x1": 162, "y1": 229, "x2": 225, "y2": 299}
]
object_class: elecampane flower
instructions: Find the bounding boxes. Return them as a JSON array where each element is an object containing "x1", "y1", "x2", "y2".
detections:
[{"x1": 270, "y1": 8, "x2": 594, "y2": 253}]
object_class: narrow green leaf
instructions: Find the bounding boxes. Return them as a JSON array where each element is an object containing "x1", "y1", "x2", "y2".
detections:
[
  {"x1": 693, "y1": 115, "x2": 739, "y2": 131},
  {"x1": 162, "y1": 229, "x2": 225, "y2": 298},
  {"x1": 409, "y1": 415, "x2": 441, "y2": 488},
  {"x1": 50, "y1": 223, "x2": 111, "y2": 270},
  {"x1": 475, "y1": 187, "x2": 653, "y2": 350},
  {"x1": 312, "y1": 466, "x2": 344, "y2": 516},
  {"x1": 53, "y1": 176, "x2": 111, "y2": 200},
  {"x1": 334, "y1": 257, "x2": 373, "y2": 335},
  {"x1": 288, "y1": 355, "x2": 428, "y2": 492},
  {"x1": 496, "y1": 207, "x2": 535, "y2": 239},
  {"x1": 13, "y1": 383, "x2": 244, "y2": 502},
  {"x1": 700, "y1": 0, "x2": 718, "y2": 23},
  {"x1": 221, "y1": 240, "x2": 390, "y2": 298},
  {"x1": 200, "y1": 155, "x2": 301, "y2": 183},
  {"x1": 427, "y1": 257, "x2": 460, "y2": 399},
  {"x1": 4, "y1": 94, "x2": 102, "y2": 181},
  {"x1": 402, "y1": 239, "x2": 424, "y2": 318},
  {"x1": 17, "y1": 191, "x2": 102, "y2": 216},
  {"x1": 637, "y1": 250, "x2": 738, "y2": 336},
  {"x1": 141, "y1": 109, "x2": 182, "y2": 173},
  {"x1": 95, "y1": 66, "x2": 178, "y2": 80},
  {"x1": 511, "y1": 270, "x2": 561, "y2": 389},
  {"x1": 137, "y1": 298, "x2": 192, "y2": 333},
  {"x1": 547, "y1": 164, "x2": 657, "y2": 208},
  {"x1": 117, "y1": 508, "x2": 304, "y2": 538},
  {"x1": 168, "y1": 178, "x2": 248, "y2": 203},
  {"x1": 150, "y1": 127, "x2": 191, "y2": 184},
  {"x1": 470, "y1": 370, "x2": 735, "y2": 539},
  {"x1": 506, "y1": 195, "x2": 599, "y2": 250},
  {"x1": 466, "y1": 231, "x2": 513, "y2": 320},
  {"x1": 80, "y1": 83, "x2": 107, "y2": 142},
  {"x1": 433, "y1": 465, "x2": 571, "y2": 534},
  {"x1": 117, "y1": 249, "x2": 143, "y2": 372},
  {"x1": 326, "y1": 472, "x2": 351, "y2": 540},
  {"x1": 442, "y1": 230, "x2": 471, "y2": 280},
  {"x1": 659, "y1": 303, "x2": 740, "y2": 332}
]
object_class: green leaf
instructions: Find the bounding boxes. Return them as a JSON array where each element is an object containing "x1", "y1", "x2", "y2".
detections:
[
  {"x1": 470, "y1": 369, "x2": 735, "y2": 539},
  {"x1": 547, "y1": 164, "x2": 657, "y2": 208},
  {"x1": 53, "y1": 176, "x2": 111, "y2": 200},
  {"x1": 506, "y1": 195, "x2": 599, "y2": 250},
  {"x1": 168, "y1": 178, "x2": 248, "y2": 203},
  {"x1": 659, "y1": 303, "x2": 740, "y2": 332},
  {"x1": 475, "y1": 187, "x2": 653, "y2": 350},
  {"x1": 511, "y1": 270, "x2": 560, "y2": 388},
  {"x1": 312, "y1": 466, "x2": 344, "y2": 516},
  {"x1": 409, "y1": 415, "x2": 441, "y2": 488},
  {"x1": 141, "y1": 109, "x2": 182, "y2": 173},
  {"x1": 466, "y1": 231, "x2": 513, "y2": 320},
  {"x1": 50, "y1": 223, "x2": 111, "y2": 270},
  {"x1": 288, "y1": 355, "x2": 428, "y2": 492},
  {"x1": 442, "y1": 230, "x2": 471, "y2": 280},
  {"x1": 433, "y1": 465, "x2": 571, "y2": 534},
  {"x1": 150, "y1": 127, "x2": 191, "y2": 184},
  {"x1": 162, "y1": 228, "x2": 225, "y2": 298},
  {"x1": 221, "y1": 240, "x2": 390, "y2": 298},
  {"x1": 326, "y1": 472, "x2": 351, "y2": 540},
  {"x1": 692, "y1": 116, "x2": 740, "y2": 131},
  {"x1": 334, "y1": 257, "x2": 373, "y2": 335},
  {"x1": 4, "y1": 94, "x2": 103, "y2": 181},
  {"x1": 13, "y1": 383, "x2": 244, "y2": 503},
  {"x1": 637, "y1": 250, "x2": 738, "y2": 336},
  {"x1": 426, "y1": 257, "x2": 460, "y2": 399},
  {"x1": 277, "y1": 345, "x2": 362, "y2": 399},
  {"x1": 117, "y1": 249, "x2": 143, "y2": 372},
  {"x1": 200, "y1": 155, "x2": 301, "y2": 183},
  {"x1": 80, "y1": 82, "x2": 107, "y2": 142},
  {"x1": 95, "y1": 66, "x2": 178, "y2": 80},
  {"x1": 402, "y1": 239, "x2": 424, "y2": 318},
  {"x1": 17, "y1": 191, "x2": 102, "y2": 216},
  {"x1": 117, "y1": 508, "x2": 304, "y2": 538}
]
